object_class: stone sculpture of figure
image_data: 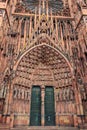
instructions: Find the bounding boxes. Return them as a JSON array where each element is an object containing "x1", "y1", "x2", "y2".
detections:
[
  {"x1": 21, "y1": 89, "x2": 24, "y2": 99},
  {"x1": 0, "y1": 83, "x2": 7, "y2": 99},
  {"x1": 63, "y1": 88, "x2": 66, "y2": 101},
  {"x1": 27, "y1": 91, "x2": 30, "y2": 100},
  {"x1": 13, "y1": 88, "x2": 17, "y2": 98},
  {"x1": 25, "y1": 90, "x2": 29, "y2": 100},
  {"x1": 20, "y1": 90, "x2": 22, "y2": 99},
  {"x1": 70, "y1": 89, "x2": 74, "y2": 100},
  {"x1": 81, "y1": 87, "x2": 86, "y2": 100},
  {"x1": 17, "y1": 89, "x2": 19, "y2": 99},
  {"x1": 66, "y1": 88, "x2": 70, "y2": 100},
  {"x1": 0, "y1": 86, "x2": 4, "y2": 98},
  {"x1": 60, "y1": 89, "x2": 63, "y2": 101},
  {"x1": 65, "y1": 88, "x2": 69, "y2": 101},
  {"x1": 3, "y1": 87, "x2": 7, "y2": 98},
  {"x1": 57, "y1": 91, "x2": 60, "y2": 101}
]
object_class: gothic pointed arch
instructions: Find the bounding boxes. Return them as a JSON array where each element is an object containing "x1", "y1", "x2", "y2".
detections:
[{"x1": 13, "y1": 39, "x2": 73, "y2": 74}]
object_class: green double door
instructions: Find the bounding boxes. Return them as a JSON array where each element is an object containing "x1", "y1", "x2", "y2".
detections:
[
  {"x1": 30, "y1": 86, "x2": 55, "y2": 126},
  {"x1": 45, "y1": 86, "x2": 55, "y2": 126},
  {"x1": 30, "y1": 86, "x2": 41, "y2": 126}
]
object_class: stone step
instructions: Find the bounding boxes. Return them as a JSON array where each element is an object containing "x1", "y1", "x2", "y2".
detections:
[
  {"x1": 0, "y1": 123, "x2": 10, "y2": 130},
  {"x1": 11, "y1": 126, "x2": 79, "y2": 130},
  {"x1": 83, "y1": 123, "x2": 87, "y2": 129},
  {"x1": 78, "y1": 123, "x2": 87, "y2": 129}
]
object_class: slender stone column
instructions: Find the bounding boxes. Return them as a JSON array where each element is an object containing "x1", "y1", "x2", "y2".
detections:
[
  {"x1": 55, "y1": 88, "x2": 58, "y2": 126},
  {"x1": 41, "y1": 86, "x2": 45, "y2": 126},
  {"x1": 73, "y1": 78, "x2": 84, "y2": 127},
  {"x1": 3, "y1": 84, "x2": 9, "y2": 115},
  {"x1": 3, "y1": 79, "x2": 13, "y2": 125},
  {"x1": 17, "y1": 19, "x2": 22, "y2": 54},
  {"x1": 29, "y1": 17, "x2": 32, "y2": 39},
  {"x1": 28, "y1": 86, "x2": 32, "y2": 126}
]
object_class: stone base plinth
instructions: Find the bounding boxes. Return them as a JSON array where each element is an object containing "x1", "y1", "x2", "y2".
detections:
[{"x1": 13, "y1": 114, "x2": 29, "y2": 127}]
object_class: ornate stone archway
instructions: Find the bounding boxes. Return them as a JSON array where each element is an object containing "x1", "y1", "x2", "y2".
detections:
[{"x1": 9, "y1": 43, "x2": 77, "y2": 127}]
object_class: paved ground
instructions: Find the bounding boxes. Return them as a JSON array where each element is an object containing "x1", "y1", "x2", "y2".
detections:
[
  {"x1": 0, "y1": 124, "x2": 87, "y2": 130},
  {"x1": 11, "y1": 126, "x2": 80, "y2": 130}
]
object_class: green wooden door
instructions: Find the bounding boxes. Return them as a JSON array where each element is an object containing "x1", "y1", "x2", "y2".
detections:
[
  {"x1": 45, "y1": 86, "x2": 55, "y2": 126},
  {"x1": 30, "y1": 86, "x2": 41, "y2": 126}
]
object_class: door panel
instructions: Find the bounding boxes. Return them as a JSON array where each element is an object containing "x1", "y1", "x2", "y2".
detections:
[
  {"x1": 30, "y1": 86, "x2": 41, "y2": 126},
  {"x1": 45, "y1": 86, "x2": 55, "y2": 126}
]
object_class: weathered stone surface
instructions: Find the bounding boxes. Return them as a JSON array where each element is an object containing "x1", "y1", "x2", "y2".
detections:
[{"x1": 0, "y1": 0, "x2": 87, "y2": 129}]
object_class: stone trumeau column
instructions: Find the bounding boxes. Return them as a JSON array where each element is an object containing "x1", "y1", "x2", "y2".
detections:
[{"x1": 41, "y1": 85, "x2": 45, "y2": 126}]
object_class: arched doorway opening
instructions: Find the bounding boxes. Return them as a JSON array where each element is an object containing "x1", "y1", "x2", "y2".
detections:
[{"x1": 12, "y1": 44, "x2": 76, "y2": 127}]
